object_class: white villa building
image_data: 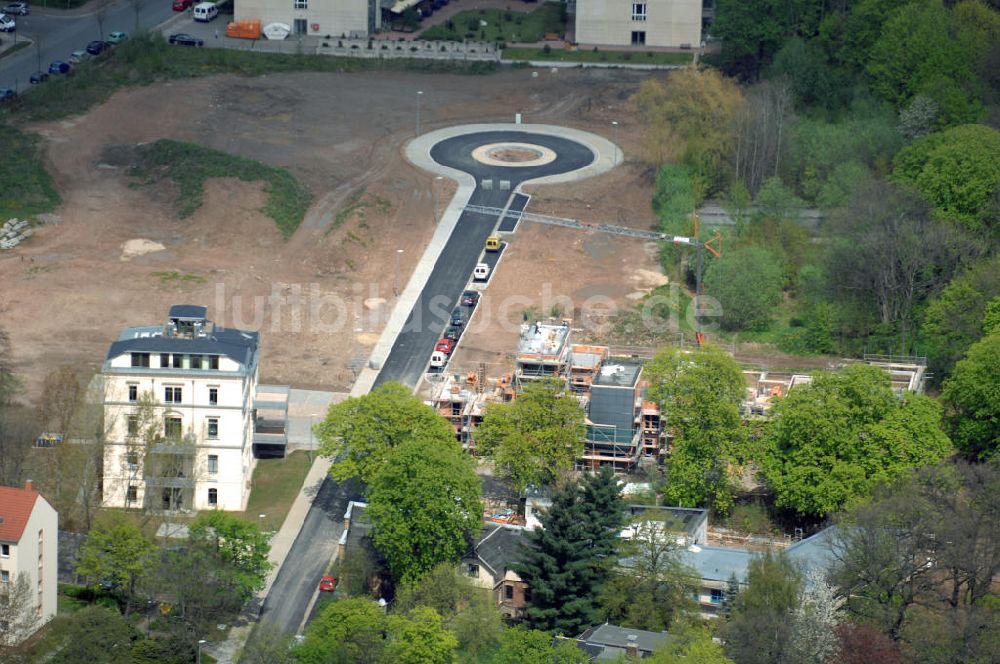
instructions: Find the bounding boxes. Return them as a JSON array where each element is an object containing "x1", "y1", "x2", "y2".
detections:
[
  {"x1": 234, "y1": 0, "x2": 380, "y2": 38},
  {"x1": 101, "y1": 305, "x2": 260, "y2": 512},
  {"x1": 575, "y1": 0, "x2": 703, "y2": 48}
]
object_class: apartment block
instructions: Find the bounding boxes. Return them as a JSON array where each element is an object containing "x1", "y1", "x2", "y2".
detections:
[
  {"x1": 235, "y1": 0, "x2": 380, "y2": 38},
  {"x1": 575, "y1": 0, "x2": 702, "y2": 48},
  {"x1": 101, "y1": 305, "x2": 260, "y2": 512}
]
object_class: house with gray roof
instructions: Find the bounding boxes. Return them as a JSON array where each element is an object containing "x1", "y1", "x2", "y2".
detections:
[
  {"x1": 560, "y1": 622, "x2": 672, "y2": 660},
  {"x1": 460, "y1": 524, "x2": 530, "y2": 619}
]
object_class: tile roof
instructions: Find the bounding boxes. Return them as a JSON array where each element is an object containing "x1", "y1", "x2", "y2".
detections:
[
  {"x1": 472, "y1": 525, "x2": 528, "y2": 578},
  {"x1": 0, "y1": 485, "x2": 40, "y2": 542}
]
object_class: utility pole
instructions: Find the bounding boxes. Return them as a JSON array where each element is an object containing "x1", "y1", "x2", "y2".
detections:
[{"x1": 416, "y1": 90, "x2": 423, "y2": 136}]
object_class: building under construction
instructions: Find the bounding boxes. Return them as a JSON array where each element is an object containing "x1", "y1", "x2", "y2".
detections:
[{"x1": 515, "y1": 320, "x2": 573, "y2": 382}]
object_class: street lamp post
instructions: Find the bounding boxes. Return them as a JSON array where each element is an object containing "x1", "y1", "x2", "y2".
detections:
[
  {"x1": 416, "y1": 90, "x2": 424, "y2": 136},
  {"x1": 197, "y1": 639, "x2": 207, "y2": 664},
  {"x1": 394, "y1": 249, "x2": 404, "y2": 296},
  {"x1": 612, "y1": 121, "x2": 620, "y2": 164},
  {"x1": 309, "y1": 414, "x2": 318, "y2": 462},
  {"x1": 432, "y1": 175, "x2": 443, "y2": 224}
]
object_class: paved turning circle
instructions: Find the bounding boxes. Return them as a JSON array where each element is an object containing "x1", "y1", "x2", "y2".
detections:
[{"x1": 374, "y1": 130, "x2": 598, "y2": 389}]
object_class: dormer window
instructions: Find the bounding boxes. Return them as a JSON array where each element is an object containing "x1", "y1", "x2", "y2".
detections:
[{"x1": 130, "y1": 353, "x2": 150, "y2": 367}]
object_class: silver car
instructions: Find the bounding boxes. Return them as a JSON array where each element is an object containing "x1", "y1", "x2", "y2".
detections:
[
  {"x1": 68, "y1": 50, "x2": 90, "y2": 64},
  {"x1": 2, "y1": 2, "x2": 27, "y2": 15}
]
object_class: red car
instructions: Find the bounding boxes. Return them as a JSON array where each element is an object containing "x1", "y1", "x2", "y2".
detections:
[
  {"x1": 172, "y1": 0, "x2": 192, "y2": 10},
  {"x1": 435, "y1": 338, "x2": 455, "y2": 354},
  {"x1": 319, "y1": 575, "x2": 337, "y2": 592}
]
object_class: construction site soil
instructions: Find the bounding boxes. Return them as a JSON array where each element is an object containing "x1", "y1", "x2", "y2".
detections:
[{"x1": 2, "y1": 67, "x2": 670, "y2": 396}]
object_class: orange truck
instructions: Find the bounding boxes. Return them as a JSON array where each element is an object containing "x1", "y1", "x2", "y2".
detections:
[{"x1": 225, "y1": 19, "x2": 261, "y2": 39}]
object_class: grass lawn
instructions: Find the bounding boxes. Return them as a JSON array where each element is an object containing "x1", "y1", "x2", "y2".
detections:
[
  {"x1": 0, "y1": 127, "x2": 61, "y2": 219},
  {"x1": 503, "y1": 46, "x2": 694, "y2": 65},
  {"x1": 420, "y1": 2, "x2": 565, "y2": 42},
  {"x1": 238, "y1": 450, "x2": 313, "y2": 532},
  {"x1": 130, "y1": 139, "x2": 313, "y2": 238}
]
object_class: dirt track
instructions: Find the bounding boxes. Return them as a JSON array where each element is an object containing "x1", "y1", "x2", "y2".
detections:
[{"x1": 1, "y1": 67, "x2": 659, "y2": 396}]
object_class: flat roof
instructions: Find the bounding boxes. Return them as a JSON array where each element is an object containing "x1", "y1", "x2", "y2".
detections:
[
  {"x1": 593, "y1": 360, "x2": 642, "y2": 388},
  {"x1": 517, "y1": 322, "x2": 570, "y2": 357}
]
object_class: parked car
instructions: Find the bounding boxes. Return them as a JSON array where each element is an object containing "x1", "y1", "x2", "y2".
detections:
[
  {"x1": 29, "y1": 71, "x2": 48, "y2": 84},
  {"x1": 48, "y1": 60, "x2": 71, "y2": 75},
  {"x1": 168, "y1": 33, "x2": 204, "y2": 46},
  {"x1": 0, "y1": 14, "x2": 15, "y2": 31},
  {"x1": 461, "y1": 290, "x2": 480, "y2": 307},
  {"x1": 443, "y1": 326, "x2": 461, "y2": 341},
  {"x1": 171, "y1": 0, "x2": 192, "y2": 10},
  {"x1": 473, "y1": 262, "x2": 490, "y2": 281},
  {"x1": 86, "y1": 40, "x2": 109, "y2": 55},
  {"x1": 450, "y1": 309, "x2": 467, "y2": 328},
  {"x1": 318, "y1": 575, "x2": 337, "y2": 592},
  {"x1": 436, "y1": 338, "x2": 455, "y2": 354},
  {"x1": 107, "y1": 31, "x2": 128, "y2": 44},
  {"x1": 68, "y1": 49, "x2": 90, "y2": 64},
  {"x1": 0, "y1": 87, "x2": 16, "y2": 102},
  {"x1": 2, "y1": 2, "x2": 27, "y2": 15}
]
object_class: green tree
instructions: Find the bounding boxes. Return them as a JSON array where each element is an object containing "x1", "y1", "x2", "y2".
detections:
[
  {"x1": 475, "y1": 380, "x2": 585, "y2": 493},
  {"x1": 598, "y1": 514, "x2": 699, "y2": 631},
  {"x1": 490, "y1": 626, "x2": 588, "y2": 664},
  {"x1": 515, "y1": 480, "x2": 598, "y2": 634},
  {"x1": 367, "y1": 436, "x2": 481, "y2": 582},
  {"x1": 762, "y1": 364, "x2": 952, "y2": 516},
  {"x1": 942, "y1": 332, "x2": 1000, "y2": 459},
  {"x1": 316, "y1": 381, "x2": 456, "y2": 484},
  {"x1": 75, "y1": 512, "x2": 155, "y2": 615},
  {"x1": 188, "y1": 511, "x2": 273, "y2": 601},
  {"x1": 644, "y1": 345, "x2": 748, "y2": 512},
  {"x1": 921, "y1": 257, "x2": 1000, "y2": 380},
  {"x1": 580, "y1": 467, "x2": 626, "y2": 583},
  {"x1": 712, "y1": 0, "x2": 796, "y2": 79},
  {"x1": 893, "y1": 124, "x2": 1000, "y2": 231},
  {"x1": 295, "y1": 597, "x2": 387, "y2": 664},
  {"x1": 48, "y1": 606, "x2": 138, "y2": 664},
  {"x1": 649, "y1": 625, "x2": 735, "y2": 663},
  {"x1": 237, "y1": 620, "x2": 294, "y2": 664},
  {"x1": 385, "y1": 607, "x2": 458, "y2": 664},
  {"x1": 720, "y1": 551, "x2": 803, "y2": 664},
  {"x1": 703, "y1": 244, "x2": 785, "y2": 332}
]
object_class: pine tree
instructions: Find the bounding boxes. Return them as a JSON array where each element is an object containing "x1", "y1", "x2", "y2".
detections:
[
  {"x1": 579, "y1": 466, "x2": 626, "y2": 584},
  {"x1": 515, "y1": 481, "x2": 597, "y2": 635}
]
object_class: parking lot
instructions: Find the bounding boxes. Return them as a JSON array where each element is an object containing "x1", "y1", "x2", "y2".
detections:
[{"x1": 160, "y1": 5, "x2": 323, "y2": 54}]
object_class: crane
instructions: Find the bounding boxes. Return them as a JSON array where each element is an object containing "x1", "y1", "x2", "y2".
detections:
[{"x1": 462, "y1": 205, "x2": 722, "y2": 344}]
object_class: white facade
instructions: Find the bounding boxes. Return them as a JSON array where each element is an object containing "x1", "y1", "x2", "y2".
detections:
[
  {"x1": 0, "y1": 483, "x2": 58, "y2": 645},
  {"x1": 575, "y1": 0, "x2": 702, "y2": 48},
  {"x1": 235, "y1": 0, "x2": 377, "y2": 38},
  {"x1": 101, "y1": 306, "x2": 260, "y2": 513}
]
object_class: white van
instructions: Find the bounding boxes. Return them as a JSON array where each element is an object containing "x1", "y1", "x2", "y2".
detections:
[
  {"x1": 193, "y1": 2, "x2": 218, "y2": 22},
  {"x1": 429, "y1": 351, "x2": 447, "y2": 369},
  {"x1": 473, "y1": 263, "x2": 490, "y2": 281}
]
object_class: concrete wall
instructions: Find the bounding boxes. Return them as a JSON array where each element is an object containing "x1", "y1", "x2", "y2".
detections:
[
  {"x1": 575, "y1": 0, "x2": 702, "y2": 48},
  {"x1": 236, "y1": 0, "x2": 373, "y2": 38}
]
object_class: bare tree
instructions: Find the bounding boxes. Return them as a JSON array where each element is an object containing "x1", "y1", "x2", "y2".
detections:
[
  {"x1": 0, "y1": 405, "x2": 36, "y2": 487},
  {"x1": 0, "y1": 324, "x2": 21, "y2": 407},
  {"x1": 786, "y1": 570, "x2": 840, "y2": 664},
  {"x1": 732, "y1": 79, "x2": 794, "y2": 196},
  {"x1": 0, "y1": 573, "x2": 38, "y2": 651},
  {"x1": 94, "y1": 0, "x2": 112, "y2": 41}
]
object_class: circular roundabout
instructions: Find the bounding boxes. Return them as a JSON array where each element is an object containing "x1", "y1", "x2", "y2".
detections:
[{"x1": 470, "y1": 142, "x2": 558, "y2": 168}]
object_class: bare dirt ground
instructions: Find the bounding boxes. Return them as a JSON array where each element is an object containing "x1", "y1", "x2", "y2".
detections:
[{"x1": 1, "y1": 67, "x2": 659, "y2": 397}]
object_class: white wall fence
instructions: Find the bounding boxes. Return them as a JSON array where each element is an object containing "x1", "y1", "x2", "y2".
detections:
[{"x1": 317, "y1": 37, "x2": 501, "y2": 62}]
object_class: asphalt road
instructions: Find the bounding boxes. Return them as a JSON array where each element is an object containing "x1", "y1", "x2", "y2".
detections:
[
  {"x1": 0, "y1": 0, "x2": 174, "y2": 91},
  {"x1": 374, "y1": 130, "x2": 595, "y2": 388},
  {"x1": 261, "y1": 130, "x2": 596, "y2": 637}
]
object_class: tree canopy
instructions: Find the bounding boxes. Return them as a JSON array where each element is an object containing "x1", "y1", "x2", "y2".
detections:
[
  {"x1": 75, "y1": 512, "x2": 155, "y2": 615},
  {"x1": 704, "y1": 244, "x2": 785, "y2": 332},
  {"x1": 316, "y1": 381, "x2": 457, "y2": 484},
  {"x1": 762, "y1": 364, "x2": 953, "y2": 516},
  {"x1": 942, "y1": 332, "x2": 1000, "y2": 459},
  {"x1": 188, "y1": 511, "x2": 273, "y2": 601},
  {"x1": 475, "y1": 379, "x2": 585, "y2": 493},
  {"x1": 644, "y1": 345, "x2": 748, "y2": 512},
  {"x1": 367, "y1": 435, "x2": 481, "y2": 583}
]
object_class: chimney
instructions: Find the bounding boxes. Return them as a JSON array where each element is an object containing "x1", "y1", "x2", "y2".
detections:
[
  {"x1": 625, "y1": 634, "x2": 639, "y2": 658},
  {"x1": 25, "y1": 479, "x2": 33, "y2": 492}
]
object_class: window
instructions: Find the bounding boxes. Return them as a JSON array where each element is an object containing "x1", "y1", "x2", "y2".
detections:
[
  {"x1": 165, "y1": 417, "x2": 182, "y2": 438},
  {"x1": 631, "y1": 2, "x2": 646, "y2": 20},
  {"x1": 128, "y1": 384, "x2": 138, "y2": 402},
  {"x1": 172, "y1": 354, "x2": 183, "y2": 369},
  {"x1": 127, "y1": 485, "x2": 138, "y2": 503},
  {"x1": 631, "y1": 30, "x2": 646, "y2": 45},
  {"x1": 209, "y1": 356, "x2": 219, "y2": 370},
  {"x1": 711, "y1": 588, "x2": 724, "y2": 604},
  {"x1": 127, "y1": 415, "x2": 139, "y2": 437},
  {"x1": 127, "y1": 452, "x2": 139, "y2": 471},
  {"x1": 208, "y1": 454, "x2": 219, "y2": 474},
  {"x1": 1, "y1": 571, "x2": 9, "y2": 583},
  {"x1": 209, "y1": 387, "x2": 219, "y2": 405},
  {"x1": 207, "y1": 418, "x2": 219, "y2": 439},
  {"x1": 160, "y1": 353, "x2": 170, "y2": 368},
  {"x1": 293, "y1": 17, "x2": 308, "y2": 35},
  {"x1": 1, "y1": 543, "x2": 9, "y2": 557},
  {"x1": 191, "y1": 354, "x2": 202, "y2": 370},
  {"x1": 164, "y1": 386, "x2": 182, "y2": 403},
  {"x1": 504, "y1": 585, "x2": 514, "y2": 600},
  {"x1": 294, "y1": 0, "x2": 307, "y2": 7},
  {"x1": 466, "y1": 563, "x2": 480, "y2": 577},
  {"x1": 208, "y1": 488, "x2": 218, "y2": 506},
  {"x1": 130, "y1": 352, "x2": 150, "y2": 367}
]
